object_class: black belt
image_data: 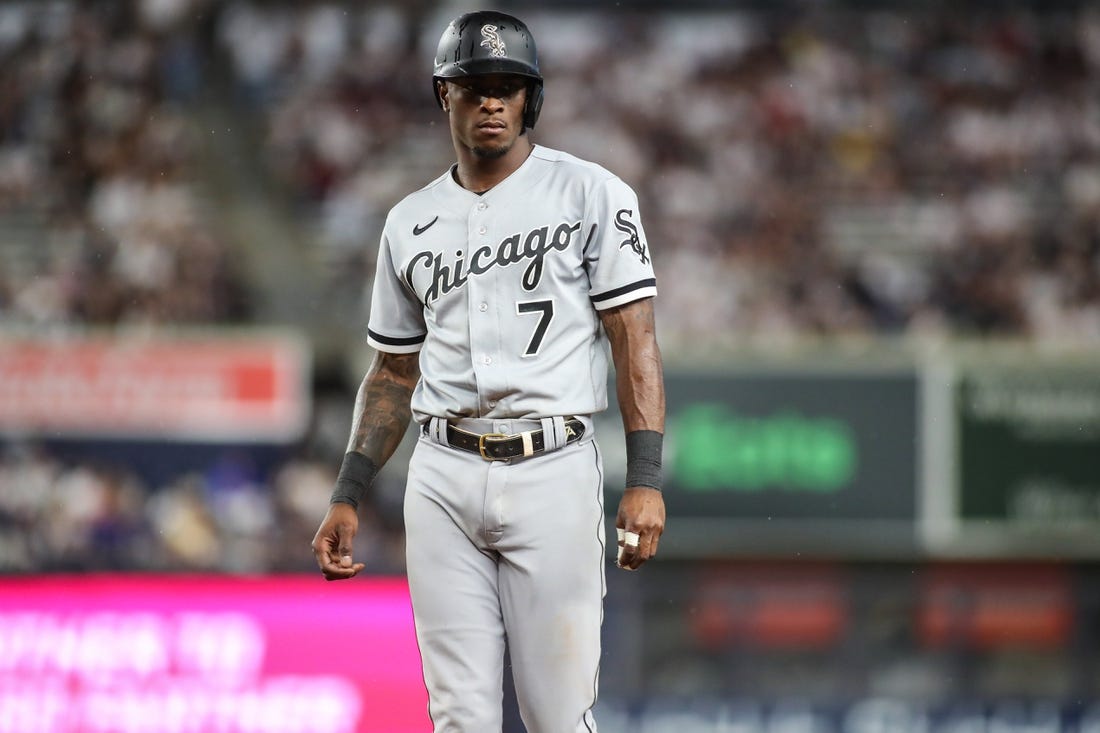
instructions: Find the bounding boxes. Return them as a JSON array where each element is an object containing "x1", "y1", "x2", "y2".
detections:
[{"x1": 440, "y1": 417, "x2": 586, "y2": 461}]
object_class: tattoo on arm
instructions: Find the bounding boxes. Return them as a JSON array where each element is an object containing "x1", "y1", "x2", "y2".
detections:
[
  {"x1": 599, "y1": 297, "x2": 665, "y2": 433},
  {"x1": 346, "y1": 351, "x2": 421, "y2": 466}
]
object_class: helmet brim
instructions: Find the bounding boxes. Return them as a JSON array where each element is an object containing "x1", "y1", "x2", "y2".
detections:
[{"x1": 434, "y1": 57, "x2": 542, "y2": 81}]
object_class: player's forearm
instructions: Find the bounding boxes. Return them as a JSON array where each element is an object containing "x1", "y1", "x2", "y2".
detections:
[
  {"x1": 600, "y1": 298, "x2": 665, "y2": 433},
  {"x1": 346, "y1": 351, "x2": 420, "y2": 466}
]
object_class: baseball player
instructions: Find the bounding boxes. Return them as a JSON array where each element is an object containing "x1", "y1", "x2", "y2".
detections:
[{"x1": 311, "y1": 10, "x2": 666, "y2": 732}]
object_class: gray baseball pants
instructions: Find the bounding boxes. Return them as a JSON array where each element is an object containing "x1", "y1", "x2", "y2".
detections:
[{"x1": 404, "y1": 416, "x2": 606, "y2": 732}]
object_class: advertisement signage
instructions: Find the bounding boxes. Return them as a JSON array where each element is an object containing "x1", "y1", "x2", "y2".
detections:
[
  {"x1": 958, "y1": 370, "x2": 1100, "y2": 527},
  {"x1": 599, "y1": 370, "x2": 920, "y2": 555},
  {"x1": 663, "y1": 371, "x2": 919, "y2": 521},
  {"x1": 594, "y1": 698, "x2": 1100, "y2": 733},
  {"x1": 0, "y1": 575, "x2": 428, "y2": 733},
  {"x1": 0, "y1": 331, "x2": 310, "y2": 442}
]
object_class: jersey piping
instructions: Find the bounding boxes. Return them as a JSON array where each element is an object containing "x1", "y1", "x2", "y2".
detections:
[
  {"x1": 589, "y1": 278, "x2": 658, "y2": 310},
  {"x1": 367, "y1": 328, "x2": 426, "y2": 352}
]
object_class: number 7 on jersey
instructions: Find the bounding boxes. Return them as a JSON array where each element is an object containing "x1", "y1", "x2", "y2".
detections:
[{"x1": 516, "y1": 299, "x2": 554, "y2": 357}]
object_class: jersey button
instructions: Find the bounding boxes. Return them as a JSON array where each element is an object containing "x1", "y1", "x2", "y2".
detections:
[
  {"x1": 478, "y1": 302, "x2": 488, "y2": 312},
  {"x1": 477, "y1": 202, "x2": 487, "y2": 210},
  {"x1": 483, "y1": 356, "x2": 492, "y2": 365},
  {"x1": 488, "y1": 400, "x2": 497, "y2": 408},
  {"x1": 478, "y1": 225, "x2": 487, "y2": 235}
]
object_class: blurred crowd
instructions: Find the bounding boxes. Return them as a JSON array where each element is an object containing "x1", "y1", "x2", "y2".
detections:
[
  {"x1": 0, "y1": 0, "x2": 1098, "y2": 574},
  {"x1": 0, "y1": 435, "x2": 408, "y2": 575},
  {"x1": 0, "y1": 0, "x2": 247, "y2": 328}
]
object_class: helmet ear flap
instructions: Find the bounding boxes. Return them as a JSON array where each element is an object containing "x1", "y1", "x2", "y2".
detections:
[
  {"x1": 433, "y1": 78, "x2": 445, "y2": 110},
  {"x1": 523, "y1": 81, "x2": 544, "y2": 130}
]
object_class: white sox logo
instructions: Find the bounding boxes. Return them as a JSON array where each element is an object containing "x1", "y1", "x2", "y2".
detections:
[
  {"x1": 405, "y1": 221, "x2": 581, "y2": 305},
  {"x1": 480, "y1": 25, "x2": 507, "y2": 57},
  {"x1": 614, "y1": 209, "x2": 648, "y2": 265}
]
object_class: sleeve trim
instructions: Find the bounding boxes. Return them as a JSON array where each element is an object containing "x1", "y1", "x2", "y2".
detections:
[
  {"x1": 590, "y1": 279, "x2": 657, "y2": 310},
  {"x1": 367, "y1": 328, "x2": 425, "y2": 353},
  {"x1": 594, "y1": 278, "x2": 651, "y2": 303}
]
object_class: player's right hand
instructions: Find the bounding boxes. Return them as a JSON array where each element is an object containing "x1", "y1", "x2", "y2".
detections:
[{"x1": 311, "y1": 503, "x2": 366, "y2": 580}]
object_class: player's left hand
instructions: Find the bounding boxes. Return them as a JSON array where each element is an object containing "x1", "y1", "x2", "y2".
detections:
[{"x1": 614, "y1": 487, "x2": 665, "y2": 571}]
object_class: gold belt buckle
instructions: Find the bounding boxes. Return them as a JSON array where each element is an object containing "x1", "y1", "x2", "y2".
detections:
[{"x1": 478, "y1": 432, "x2": 509, "y2": 461}]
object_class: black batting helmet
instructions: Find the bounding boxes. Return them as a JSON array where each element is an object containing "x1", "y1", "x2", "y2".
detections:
[{"x1": 432, "y1": 10, "x2": 544, "y2": 130}]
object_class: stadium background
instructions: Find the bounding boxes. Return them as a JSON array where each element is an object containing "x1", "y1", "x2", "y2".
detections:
[{"x1": 1, "y1": 0, "x2": 1099, "y2": 730}]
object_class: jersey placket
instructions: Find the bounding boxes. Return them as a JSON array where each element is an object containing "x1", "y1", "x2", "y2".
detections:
[{"x1": 467, "y1": 199, "x2": 505, "y2": 416}]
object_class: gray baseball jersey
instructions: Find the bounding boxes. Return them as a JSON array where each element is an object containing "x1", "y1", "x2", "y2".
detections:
[{"x1": 366, "y1": 144, "x2": 656, "y2": 422}]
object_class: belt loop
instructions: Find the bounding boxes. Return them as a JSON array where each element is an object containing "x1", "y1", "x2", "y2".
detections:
[
  {"x1": 540, "y1": 416, "x2": 566, "y2": 451},
  {"x1": 428, "y1": 416, "x2": 448, "y2": 446}
]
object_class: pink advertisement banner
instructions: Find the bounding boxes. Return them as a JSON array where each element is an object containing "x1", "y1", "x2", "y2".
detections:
[{"x1": 0, "y1": 575, "x2": 429, "y2": 733}]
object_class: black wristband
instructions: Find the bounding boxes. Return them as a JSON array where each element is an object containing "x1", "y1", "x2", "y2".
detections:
[
  {"x1": 625, "y1": 430, "x2": 663, "y2": 491},
  {"x1": 330, "y1": 451, "x2": 380, "y2": 510}
]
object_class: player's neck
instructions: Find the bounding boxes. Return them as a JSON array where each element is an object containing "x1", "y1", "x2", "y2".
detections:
[{"x1": 453, "y1": 137, "x2": 533, "y2": 194}]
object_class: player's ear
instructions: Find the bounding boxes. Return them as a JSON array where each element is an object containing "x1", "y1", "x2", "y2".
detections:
[{"x1": 437, "y1": 81, "x2": 450, "y2": 111}]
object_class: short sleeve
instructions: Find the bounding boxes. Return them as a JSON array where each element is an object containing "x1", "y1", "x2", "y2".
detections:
[
  {"x1": 366, "y1": 230, "x2": 427, "y2": 353},
  {"x1": 584, "y1": 177, "x2": 658, "y2": 310}
]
